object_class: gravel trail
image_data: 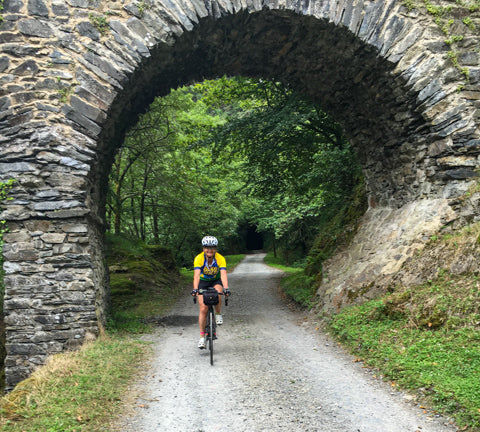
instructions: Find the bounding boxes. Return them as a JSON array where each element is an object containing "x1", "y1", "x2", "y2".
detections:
[{"x1": 116, "y1": 254, "x2": 457, "y2": 432}]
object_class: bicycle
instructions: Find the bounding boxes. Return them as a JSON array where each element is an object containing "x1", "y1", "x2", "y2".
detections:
[{"x1": 193, "y1": 289, "x2": 228, "y2": 365}]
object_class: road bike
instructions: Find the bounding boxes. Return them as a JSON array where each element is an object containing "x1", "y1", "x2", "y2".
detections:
[{"x1": 193, "y1": 289, "x2": 228, "y2": 365}]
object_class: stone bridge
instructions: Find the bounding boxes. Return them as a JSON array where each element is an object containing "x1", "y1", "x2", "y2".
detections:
[{"x1": 0, "y1": 0, "x2": 479, "y2": 388}]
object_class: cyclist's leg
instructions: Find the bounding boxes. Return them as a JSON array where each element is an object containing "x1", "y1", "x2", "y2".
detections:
[
  {"x1": 198, "y1": 294, "x2": 208, "y2": 333},
  {"x1": 213, "y1": 282, "x2": 223, "y2": 315},
  {"x1": 212, "y1": 282, "x2": 224, "y2": 325}
]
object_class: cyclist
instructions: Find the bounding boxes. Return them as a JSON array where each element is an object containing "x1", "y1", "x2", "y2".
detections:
[{"x1": 191, "y1": 236, "x2": 230, "y2": 349}]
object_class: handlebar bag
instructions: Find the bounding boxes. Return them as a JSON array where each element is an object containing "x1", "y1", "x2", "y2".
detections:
[{"x1": 203, "y1": 290, "x2": 219, "y2": 306}]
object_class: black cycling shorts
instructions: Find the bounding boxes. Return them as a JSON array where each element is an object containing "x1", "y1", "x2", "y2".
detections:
[{"x1": 198, "y1": 278, "x2": 223, "y2": 290}]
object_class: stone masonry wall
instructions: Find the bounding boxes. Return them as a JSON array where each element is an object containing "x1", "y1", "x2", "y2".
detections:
[{"x1": 0, "y1": 0, "x2": 479, "y2": 388}]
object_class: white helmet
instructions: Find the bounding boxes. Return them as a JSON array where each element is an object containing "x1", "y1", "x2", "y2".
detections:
[{"x1": 202, "y1": 236, "x2": 218, "y2": 247}]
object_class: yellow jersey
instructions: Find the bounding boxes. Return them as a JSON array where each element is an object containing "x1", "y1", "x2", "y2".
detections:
[{"x1": 193, "y1": 252, "x2": 227, "y2": 281}]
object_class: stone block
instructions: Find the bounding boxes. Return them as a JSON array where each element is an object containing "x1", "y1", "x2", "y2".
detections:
[
  {"x1": 61, "y1": 223, "x2": 89, "y2": 233},
  {"x1": 3, "y1": 0, "x2": 23, "y2": 12},
  {"x1": 28, "y1": 0, "x2": 50, "y2": 17},
  {"x1": 18, "y1": 18, "x2": 54, "y2": 37},
  {"x1": 126, "y1": 17, "x2": 157, "y2": 47},
  {"x1": 3, "y1": 248, "x2": 39, "y2": 261},
  {"x1": 76, "y1": 21, "x2": 101, "y2": 41},
  {"x1": 83, "y1": 51, "x2": 128, "y2": 85},
  {"x1": 444, "y1": 168, "x2": 478, "y2": 180},
  {"x1": 52, "y1": 0, "x2": 70, "y2": 16},
  {"x1": 53, "y1": 243, "x2": 80, "y2": 254},
  {"x1": 0, "y1": 32, "x2": 24, "y2": 44},
  {"x1": 34, "y1": 314, "x2": 66, "y2": 325},
  {"x1": 0, "y1": 56, "x2": 10, "y2": 73},
  {"x1": 70, "y1": 95, "x2": 107, "y2": 124},
  {"x1": 3, "y1": 231, "x2": 31, "y2": 242},
  {"x1": 41, "y1": 232, "x2": 67, "y2": 243},
  {"x1": 437, "y1": 156, "x2": 477, "y2": 168},
  {"x1": 7, "y1": 343, "x2": 46, "y2": 355},
  {"x1": 31, "y1": 331, "x2": 54, "y2": 343},
  {"x1": 33, "y1": 200, "x2": 82, "y2": 211},
  {"x1": 4, "y1": 312, "x2": 36, "y2": 327},
  {"x1": 3, "y1": 262, "x2": 22, "y2": 274},
  {"x1": 59, "y1": 156, "x2": 91, "y2": 170},
  {"x1": 45, "y1": 208, "x2": 89, "y2": 218},
  {"x1": 4, "y1": 298, "x2": 33, "y2": 309},
  {"x1": 62, "y1": 105, "x2": 103, "y2": 137},
  {"x1": 12, "y1": 91, "x2": 39, "y2": 104},
  {"x1": 24, "y1": 220, "x2": 52, "y2": 232},
  {"x1": 11, "y1": 59, "x2": 39, "y2": 77}
]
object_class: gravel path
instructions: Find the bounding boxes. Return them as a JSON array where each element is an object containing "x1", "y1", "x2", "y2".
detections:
[{"x1": 116, "y1": 254, "x2": 457, "y2": 432}]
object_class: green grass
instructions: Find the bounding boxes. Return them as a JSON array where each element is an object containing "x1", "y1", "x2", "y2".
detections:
[
  {"x1": 264, "y1": 252, "x2": 316, "y2": 308},
  {"x1": 225, "y1": 254, "x2": 245, "y2": 270},
  {"x1": 0, "y1": 335, "x2": 150, "y2": 431},
  {"x1": 264, "y1": 252, "x2": 303, "y2": 274},
  {"x1": 327, "y1": 273, "x2": 480, "y2": 431}
]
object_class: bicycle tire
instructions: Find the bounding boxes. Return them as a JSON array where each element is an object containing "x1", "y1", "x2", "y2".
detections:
[{"x1": 209, "y1": 310, "x2": 214, "y2": 365}]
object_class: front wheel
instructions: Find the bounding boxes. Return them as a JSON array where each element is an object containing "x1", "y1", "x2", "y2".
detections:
[{"x1": 209, "y1": 310, "x2": 214, "y2": 365}]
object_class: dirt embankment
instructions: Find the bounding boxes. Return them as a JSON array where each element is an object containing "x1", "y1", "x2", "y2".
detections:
[{"x1": 316, "y1": 197, "x2": 480, "y2": 313}]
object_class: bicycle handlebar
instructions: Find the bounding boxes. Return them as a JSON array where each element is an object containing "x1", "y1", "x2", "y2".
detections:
[{"x1": 192, "y1": 290, "x2": 229, "y2": 306}]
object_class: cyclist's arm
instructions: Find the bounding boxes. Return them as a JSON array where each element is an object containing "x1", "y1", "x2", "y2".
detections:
[
  {"x1": 220, "y1": 268, "x2": 228, "y2": 290},
  {"x1": 193, "y1": 268, "x2": 201, "y2": 290}
]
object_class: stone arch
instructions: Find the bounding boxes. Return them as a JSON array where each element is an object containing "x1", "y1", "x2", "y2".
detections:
[{"x1": 1, "y1": 0, "x2": 479, "y2": 388}]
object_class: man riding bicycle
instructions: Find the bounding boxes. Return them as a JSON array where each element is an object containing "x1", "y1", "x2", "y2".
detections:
[{"x1": 191, "y1": 236, "x2": 230, "y2": 349}]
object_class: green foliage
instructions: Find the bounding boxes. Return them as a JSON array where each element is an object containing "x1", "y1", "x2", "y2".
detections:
[
  {"x1": 420, "y1": 0, "x2": 479, "y2": 84},
  {"x1": 280, "y1": 272, "x2": 317, "y2": 308},
  {"x1": 264, "y1": 252, "x2": 304, "y2": 273},
  {"x1": 304, "y1": 179, "x2": 367, "y2": 278},
  {"x1": 88, "y1": 13, "x2": 109, "y2": 35},
  {"x1": 107, "y1": 84, "x2": 241, "y2": 265},
  {"x1": 108, "y1": 77, "x2": 362, "y2": 267},
  {"x1": 462, "y1": 16, "x2": 476, "y2": 29},
  {"x1": 137, "y1": 0, "x2": 151, "y2": 16},
  {"x1": 402, "y1": 0, "x2": 417, "y2": 11},
  {"x1": 58, "y1": 84, "x2": 77, "y2": 103},
  {"x1": 327, "y1": 270, "x2": 480, "y2": 430},
  {"x1": 200, "y1": 78, "x2": 363, "y2": 261},
  {"x1": 105, "y1": 233, "x2": 183, "y2": 332}
]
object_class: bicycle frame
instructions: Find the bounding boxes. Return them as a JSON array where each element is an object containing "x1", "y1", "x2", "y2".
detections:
[{"x1": 193, "y1": 290, "x2": 228, "y2": 365}]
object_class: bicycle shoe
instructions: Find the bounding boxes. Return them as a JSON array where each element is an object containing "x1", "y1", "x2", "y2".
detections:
[
  {"x1": 216, "y1": 314, "x2": 223, "y2": 325},
  {"x1": 198, "y1": 336, "x2": 206, "y2": 349}
]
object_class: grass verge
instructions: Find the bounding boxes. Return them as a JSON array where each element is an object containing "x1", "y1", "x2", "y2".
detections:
[
  {"x1": 0, "y1": 335, "x2": 150, "y2": 432},
  {"x1": 264, "y1": 252, "x2": 316, "y2": 308},
  {"x1": 326, "y1": 272, "x2": 480, "y2": 431}
]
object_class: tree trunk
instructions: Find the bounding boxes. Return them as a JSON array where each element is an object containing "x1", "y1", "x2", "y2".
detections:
[
  {"x1": 152, "y1": 196, "x2": 159, "y2": 243},
  {"x1": 139, "y1": 164, "x2": 151, "y2": 241},
  {"x1": 131, "y1": 175, "x2": 139, "y2": 238}
]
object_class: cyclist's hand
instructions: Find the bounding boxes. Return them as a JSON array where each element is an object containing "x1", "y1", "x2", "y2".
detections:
[
  {"x1": 191, "y1": 289, "x2": 199, "y2": 297},
  {"x1": 223, "y1": 288, "x2": 231, "y2": 297}
]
